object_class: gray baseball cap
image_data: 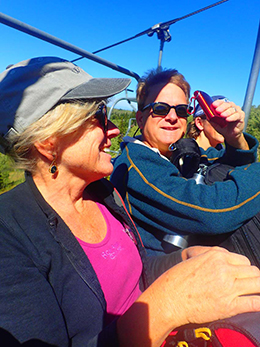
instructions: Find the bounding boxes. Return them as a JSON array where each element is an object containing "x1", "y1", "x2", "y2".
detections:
[{"x1": 0, "y1": 56, "x2": 131, "y2": 144}]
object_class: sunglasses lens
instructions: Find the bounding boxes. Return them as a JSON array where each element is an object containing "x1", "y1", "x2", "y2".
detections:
[
  {"x1": 96, "y1": 104, "x2": 108, "y2": 132},
  {"x1": 147, "y1": 103, "x2": 189, "y2": 117},
  {"x1": 176, "y1": 105, "x2": 188, "y2": 117},
  {"x1": 153, "y1": 103, "x2": 170, "y2": 115},
  {"x1": 102, "y1": 105, "x2": 108, "y2": 131}
]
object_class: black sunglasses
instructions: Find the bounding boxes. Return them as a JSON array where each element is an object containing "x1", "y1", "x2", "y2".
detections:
[
  {"x1": 95, "y1": 104, "x2": 108, "y2": 133},
  {"x1": 142, "y1": 102, "x2": 192, "y2": 118}
]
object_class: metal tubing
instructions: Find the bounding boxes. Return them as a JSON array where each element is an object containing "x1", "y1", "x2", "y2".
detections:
[
  {"x1": 108, "y1": 97, "x2": 137, "y2": 119},
  {"x1": 158, "y1": 40, "x2": 164, "y2": 68},
  {"x1": 0, "y1": 12, "x2": 140, "y2": 81},
  {"x1": 243, "y1": 21, "x2": 260, "y2": 130}
]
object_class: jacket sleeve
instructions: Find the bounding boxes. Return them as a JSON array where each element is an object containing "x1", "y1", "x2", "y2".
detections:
[
  {"x1": 202, "y1": 133, "x2": 258, "y2": 165},
  {"x1": 0, "y1": 220, "x2": 120, "y2": 347},
  {"x1": 0, "y1": 221, "x2": 70, "y2": 347},
  {"x1": 111, "y1": 142, "x2": 260, "y2": 236},
  {"x1": 146, "y1": 251, "x2": 183, "y2": 282}
]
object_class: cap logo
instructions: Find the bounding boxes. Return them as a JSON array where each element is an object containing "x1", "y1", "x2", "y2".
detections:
[{"x1": 72, "y1": 66, "x2": 80, "y2": 74}]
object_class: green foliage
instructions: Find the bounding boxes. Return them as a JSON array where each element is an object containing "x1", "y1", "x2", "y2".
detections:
[
  {"x1": 0, "y1": 153, "x2": 24, "y2": 194},
  {"x1": 245, "y1": 105, "x2": 260, "y2": 160},
  {"x1": 246, "y1": 105, "x2": 260, "y2": 143},
  {"x1": 109, "y1": 109, "x2": 139, "y2": 157}
]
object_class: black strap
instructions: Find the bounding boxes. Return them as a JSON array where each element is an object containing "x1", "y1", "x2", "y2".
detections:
[
  {"x1": 169, "y1": 138, "x2": 201, "y2": 178},
  {"x1": 169, "y1": 138, "x2": 234, "y2": 185},
  {"x1": 203, "y1": 162, "x2": 234, "y2": 185}
]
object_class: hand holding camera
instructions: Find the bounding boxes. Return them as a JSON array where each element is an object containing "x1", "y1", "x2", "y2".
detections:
[
  {"x1": 193, "y1": 90, "x2": 228, "y2": 127},
  {"x1": 191, "y1": 90, "x2": 248, "y2": 150}
]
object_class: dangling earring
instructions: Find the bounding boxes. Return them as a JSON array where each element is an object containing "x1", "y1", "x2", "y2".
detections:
[{"x1": 49, "y1": 156, "x2": 58, "y2": 174}]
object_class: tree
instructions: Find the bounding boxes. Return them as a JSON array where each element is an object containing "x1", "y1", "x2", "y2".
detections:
[
  {"x1": 0, "y1": 154, "x2": 12, "y2": 190},
  {"x1": 0, "y1": 153, "x2": 24, "y2": 193},
  {"x1": 109, "y1": 109, "x2": 137, "y2": 156},
  {"x1": 246, "y1": 105, "x2": 260, "y2": 144}
]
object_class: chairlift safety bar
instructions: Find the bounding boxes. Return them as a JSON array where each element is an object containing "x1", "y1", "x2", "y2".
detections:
[{"x1": 0, "y1": 12, "x2": 140, "y2": 82}]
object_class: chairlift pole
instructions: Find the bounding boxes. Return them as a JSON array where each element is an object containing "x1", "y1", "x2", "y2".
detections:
[
  {"x1": 147, "y1": 23, "x2": 172, "y2": 68},
  {"x1": 243, "y1": 21, "x2": 260, "y2": 130},
  {"x1": 0, "y1": 12, "x2": 140, "y2": 81},
  {"x1": 158, "y1": 40, "x2": 164, "y2": 68},
  {"x1": 157, "y1": 26, "x2": 171, "y2": 68}
]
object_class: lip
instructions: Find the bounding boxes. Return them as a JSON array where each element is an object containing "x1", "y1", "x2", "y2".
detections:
[
  {"x1": 161, "y1": 126, "x2": 178, "y2": 131},
  {"x1": 100, "y1": 143, "x2": 112, "y2": 154},
  {"x1": 100, "y1": 139, "x2": 111, "y2": 152}
]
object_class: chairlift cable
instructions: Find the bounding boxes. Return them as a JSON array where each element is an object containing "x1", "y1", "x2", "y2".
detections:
[
  {"x1": 71, "y1": 0, "x2": 228, "y2": 63},
  {"x1": 161, "y1": 0, "x2": 228, "y2": 28}
]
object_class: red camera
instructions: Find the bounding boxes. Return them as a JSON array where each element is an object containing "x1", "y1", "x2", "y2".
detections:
[{"x1": 193, "y1": 90, "x2": 227, "y2": 127}]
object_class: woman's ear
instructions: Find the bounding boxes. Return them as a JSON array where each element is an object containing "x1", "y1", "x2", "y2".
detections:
[
  {"x1": 34, "y1": 138, "x2": 56, "y2": 161},
  {"x1": 136, "y1": 110, "x2": 146, "y2": 130},
  {"x1": 194, "y1": 117, "x2": 204, "y2": 131}
]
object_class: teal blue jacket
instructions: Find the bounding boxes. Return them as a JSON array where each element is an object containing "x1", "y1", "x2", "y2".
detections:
[{"x1": 111, "y1": 134, "x2": 260, "y2": 254}]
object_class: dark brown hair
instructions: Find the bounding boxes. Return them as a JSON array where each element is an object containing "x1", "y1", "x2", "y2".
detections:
[{"x1": 136, "y1": 68, "x2": 191, "y2": 111}]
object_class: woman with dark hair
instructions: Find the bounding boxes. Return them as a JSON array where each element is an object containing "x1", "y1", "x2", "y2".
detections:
[{"x1": 186, "y1": 95, "x2": 225, "y2": 151}]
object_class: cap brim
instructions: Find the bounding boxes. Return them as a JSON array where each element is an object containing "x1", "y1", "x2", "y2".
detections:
[{"x1": 61, "y1": 78, "x2": 131, "y2": 101}]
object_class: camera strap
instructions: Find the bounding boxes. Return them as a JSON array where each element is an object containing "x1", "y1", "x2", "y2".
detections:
[{"x1": 169, "y1": 138, "x2": 201, "y2": 178}]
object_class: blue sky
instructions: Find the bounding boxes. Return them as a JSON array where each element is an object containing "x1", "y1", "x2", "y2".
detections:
[{"x1": 0, "y1": 0, "x2": 260, "y2": 112}]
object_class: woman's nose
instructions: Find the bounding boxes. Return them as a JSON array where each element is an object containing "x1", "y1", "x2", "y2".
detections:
[{"x1": 107, "y1": 120, "x2": 120, "y2": 138}]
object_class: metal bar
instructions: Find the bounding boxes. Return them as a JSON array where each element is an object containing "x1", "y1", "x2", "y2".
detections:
[
  {"x1": 243, "y1": 21, "x2": 260, "y2": 130},
  {"x1": 108, "y1": 97, "x2": 137, "y2": 119},
  {"x1": 158, "y1": 40, "x2": 164, "y2": 68},
  {"x1": 0, "y1": 12, "x2": 140, "y2": 81}
]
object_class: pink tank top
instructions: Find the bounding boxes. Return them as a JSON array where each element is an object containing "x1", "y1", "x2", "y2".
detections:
[{"x1": 76, "y1": 202, "x2": 142, "y2": 323}]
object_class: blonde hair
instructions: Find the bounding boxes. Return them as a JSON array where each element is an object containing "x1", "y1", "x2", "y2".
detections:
[
  {"x1": 8, "y1": 100, "x2": 103, "y2": 173},
  {"x1": 136, "y1": 68, "x2": 191, "y2": 111}
]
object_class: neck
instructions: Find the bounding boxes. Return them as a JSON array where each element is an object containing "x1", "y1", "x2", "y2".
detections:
[
  {"x1": 196, "y1": 133, "x2": 212, "y2": 151},
  {"x1": 32, "y1": 165, "x2": 92, "y2": 209},
  {"x1": 32, "y1": 167, "x2": 108, "y2": 243}
]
